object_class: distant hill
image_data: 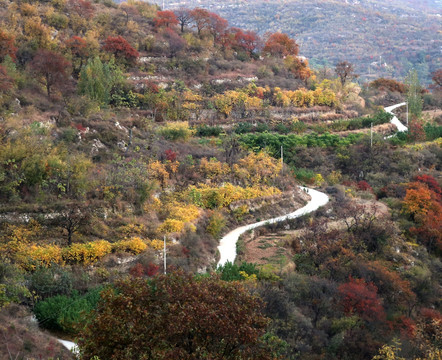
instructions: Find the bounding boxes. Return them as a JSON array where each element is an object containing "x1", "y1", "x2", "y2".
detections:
[{"x1": 153, "y1": 0, "x2": 441, "y2": 84}]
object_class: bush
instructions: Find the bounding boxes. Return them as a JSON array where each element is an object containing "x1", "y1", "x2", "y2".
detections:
[
  {"x1": 234, "y1": 122, "x2": 254, "y2": 134},
  {"x1": 34, "y1": 287, "x2": 103, "y2": 333},
  {"x1": 217, "y1": 262, "x2": 259, "y2": 281},
  {"x1": 195, "y1": 124, "x2": 223, "y2": 137},
  {"x1": 158, "y1": 121, "x2": 193, "y2": 141},
  {"x1": 27, "y1": 266, "x2": 73, "y2": 300},
  {"x1": 424, "y1": 123, "x2": 442, "y2": 141},
  {"x1": 112, "y1": 237, "x2": 148, "y2": 254},
  {"x1": 206, "y1": 211, "x2": 226, "y2": 238},
  {"x1": 293, "y1": 168, "x2": 315, "y2": 184},
  {"x1": 62, "y1": 240, "x2": 112, "y2": 265}
]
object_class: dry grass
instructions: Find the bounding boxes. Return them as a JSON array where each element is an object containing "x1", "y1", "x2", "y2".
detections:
[{"x1": 0, "y1": 305, "x2": 75, "y2": 360}]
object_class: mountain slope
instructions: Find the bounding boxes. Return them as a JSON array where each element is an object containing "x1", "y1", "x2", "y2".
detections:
[{"x1": 160, "y1": 0, "x2": 442, "y2": 83}]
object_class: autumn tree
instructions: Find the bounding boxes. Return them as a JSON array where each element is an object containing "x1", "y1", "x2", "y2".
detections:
[
  {"x1": 57, "y1": 205, "x2": 91, "y2": 246},
  {"x1": 338, "y1": 276, "x2": 386, "y2": 322},
  {"x1": 335, "y1": 61, "x2": 358, "y2": 86},
  {"x1": 65, "y1": 36, "x2": 89, "y2": 78},
  {"x1": 0, "y1": 30, "x2": 17, "y2": 62},
  {"x1": 0, "y1": 66, "x2": 14, "y2": 93},
  {"x1": 103, "y1": 36, "x2": 139, "y2": 65},
  {"x1": 163, "y1": 28, "x2": 186, "y2": 57},
  {"x1": 402, "y1": 182, "x2": 439, "y2": 219},
  {"x1": 154, "y1": 10, "x2": 179, "y2": 29},
  {"x1": 263, "y1": 32, "x2": 299, "y2": 57},
  {"x1": 77, "y1": 272, "x2": 276, "y2": 360},
  {"x1": 190, "y1": 8, "x2": 211, "y2": 35},
  {"x1": 207, "y1": 13, "x2": 228, "y2": 42},
  {"x1": 174, "y1": 8, "x2": 192, "y2": 33},
  {"x1": 232, "y1": 28, "x2": 260, "y2": 56},
  {"x1": 29, "y1": 50, "x2": 71, "y2": 98},
  {"x1": 69, "y1": 0, "x2": 94, "y2": 20},
  {"x1": 284, "y1": 55, "x2": 313, "y2": 81},
  {"x1": 403, "y1": 180, "x2": 442, "y2": 253},
  {"x1": 430, "y1": 69, "x2": 442, "y2": 90}
]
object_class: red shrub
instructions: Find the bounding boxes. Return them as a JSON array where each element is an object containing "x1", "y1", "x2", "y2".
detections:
[
  {"x1": 338, "y1": 276, "x2": 386, "y2": 322},
  {"x1": 357, "y1": 180, "x2": 372, "y2": 192}
]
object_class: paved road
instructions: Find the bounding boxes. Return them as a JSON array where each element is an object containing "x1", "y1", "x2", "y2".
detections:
[
  {"x1": 217, "y1": 187, "x2": 329, "y2": 267},
  {"x1": 385, "y1": 102, "x2": 408, "y2": 134}
]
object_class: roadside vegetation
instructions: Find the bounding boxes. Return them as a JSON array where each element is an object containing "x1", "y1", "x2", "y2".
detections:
[{"x1": 0, "y1": 0, "x2": 440, "y2": 359}]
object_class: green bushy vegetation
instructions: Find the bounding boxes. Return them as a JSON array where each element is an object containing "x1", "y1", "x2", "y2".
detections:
[{"x1": 34, "y1": 287, "x2": 103, "y2": 333}]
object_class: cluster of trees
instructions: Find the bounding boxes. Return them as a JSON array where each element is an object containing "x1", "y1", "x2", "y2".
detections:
[
  {"x1": 178, "y1": 0, "x2": 441, "y2": 83},
  {"x1": 0, "y1": 1, "x2": 440, "y2": 359}
]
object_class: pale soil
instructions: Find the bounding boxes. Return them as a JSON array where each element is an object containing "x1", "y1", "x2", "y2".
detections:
[{"x1": 241, "y1": 198, "x2": 390, "y2": 266}]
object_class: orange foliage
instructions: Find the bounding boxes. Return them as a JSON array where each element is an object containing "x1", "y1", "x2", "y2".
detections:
[
  {"x1": 402, "y1": 182, "x2": 440, "y2": 218},
  {"x1": 338, "y1": 276, "x2": 386, "y2": 322},
  {"x1": 154, "y1": 11, "x2": 178, "y2": 28},
  {"x1": 0, "y1": 29, "x2": 17, "y2": 61},
  {"x1": 263, "y1": 32, "x2": 299, "y2": 57}
]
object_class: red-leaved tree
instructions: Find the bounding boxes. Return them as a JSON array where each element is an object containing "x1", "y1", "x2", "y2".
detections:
[
  {"x1": 69, "y1": 0, "x2": 95, "y2": 19},
  {"x1": 0, "y1": 65, "x2": 14, "y2": 93},
  {"x1": 190, "y1": 8, "x2": 211, "y2": 35},
  {"x1": 29, "y1": 50, "x2": 71, "y2": 98},
  {"x1": 65, "y1": 36, "x2": 89, "y2": 78},
  {"x1": 263, "y1": 32, "x2": 299, "y2": 57},
  {"x1": 0, "y1": 30, "x2": 17, "y2": 62},
  {"x1": 338, "y1": 276, "x2": 386, "y2": 322},
  {"x1": 154, "y1": 10, "x2": 179, "y2": 29},
  {"x1": 103, "y1": 36, "x2": 139, "y2": 65},
  {"x1": 232, "y1": 28, "x2": 260, "y2": 56},
  {"x1": 78, "y1": 272, "x2": 274, "y2": 359}
]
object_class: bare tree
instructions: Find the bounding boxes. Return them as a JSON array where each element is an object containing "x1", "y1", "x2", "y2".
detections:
[
  {"x1": 174, "y1": 8, "x2": 192, "y2": 33},
  {"x1": 335, "y1": 61, "x2": 358, "y2": 86},
  {"x1": 58, "y1": 205, "x2": 92, "y2": 245}
]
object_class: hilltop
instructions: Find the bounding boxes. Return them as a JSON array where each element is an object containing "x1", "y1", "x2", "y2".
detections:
[{"x1": 159, "y1": 0, "x2": 442, "y2": 84}]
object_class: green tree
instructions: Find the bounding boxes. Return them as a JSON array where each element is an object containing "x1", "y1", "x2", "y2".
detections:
[
  {"x1": 405, "y1": 69, "x2": 423, "y2": 119},
  {"x1": 78, "y1": 272, "x2": 276, "y2": 360},
  {"x1": 78, "y1": 57, "x2": 124, "y2": 105}
]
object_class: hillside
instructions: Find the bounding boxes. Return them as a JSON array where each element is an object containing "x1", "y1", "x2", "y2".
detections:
[
  {"x1": 0, "y1": 0, "x2": 441, "y2": 359},
  {"x1": 160, "y1": 0, "x2": 442, "y2": 84}
]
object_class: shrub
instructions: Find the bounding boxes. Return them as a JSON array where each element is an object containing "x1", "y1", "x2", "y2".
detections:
[
  {"x1": 293, "y1": 168, "x2": 315, "y2": 184},
  {"x1": 27, "y1": 266, "x2": 73, "y2": 300},
  {"x1": 195, "y1": 124, "x2": 223, "y2": 137},
  {"x1": 157, "y1": 219, "x2": 186, "y2": 233},
  {"x1": 34, "y1": 287, "x2": 103, "y2": 333},
  {"x1": 234, "y1": 122, "x2": 254, "y2": 134},
  {"x1": 62, "y1": 240, "x2": 112, "y2": 265},
  {"x1": 217, "y1": 262, "x2": 259, "y2": 281},
  {"x1": 158, "y1": 121, "x2": 193, "y2": 141},
  {"x1": 112, "y1": 237, "x2": 148, "y2": 254},
  {"x1": 206, "y1": 211, "x2": 226, "y2": 238},
  {"x1": 22, "y1": 244, "x2": 64, "y2": 270},
  {"x1": 188, "y1": 183, "x2": 281, "y2": 209}
]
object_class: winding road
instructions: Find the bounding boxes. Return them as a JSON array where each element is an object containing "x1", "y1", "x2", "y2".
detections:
[
  {"x1": 385, "y1": 102, "x2": 408, "y2": 136},
  {"x1": 58, "y1": 102, "x2": 407, "y2": 353},
  {"x1": 216, "y1": 102, "x2": 408, "y2": 267},
  {"x1": 217, "y1": 187, "x2": 329, "y2": 267}
]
